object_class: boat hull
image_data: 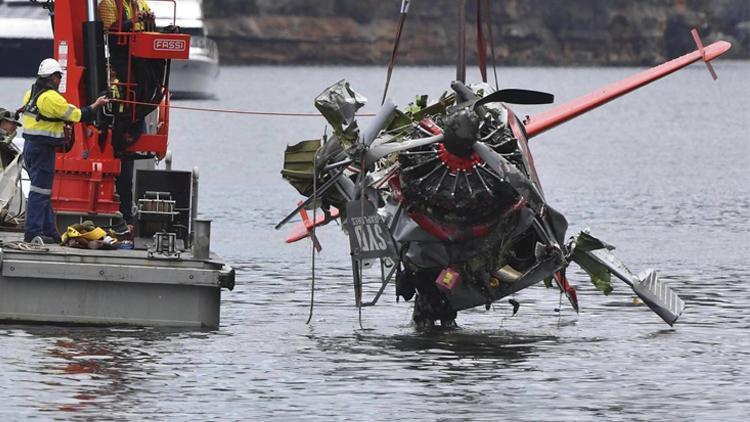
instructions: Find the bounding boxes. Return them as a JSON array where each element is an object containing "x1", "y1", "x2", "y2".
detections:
[
  {"x1": 0, "y1": 233, "x2": 233, "y2": 328},
  {"x1": 0, "y1": 275, "x2": 221, "y2": 328},
  {"x1": 0, "y1": 38, "x2": 53, "y2": 77},
  {"x1": 169, "y1": 54, "x2": 219, "y2": 99}
]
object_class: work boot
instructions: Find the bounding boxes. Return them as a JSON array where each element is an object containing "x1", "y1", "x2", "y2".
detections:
[
  {"x1": 26, "y1": 235, "x2": 58, "y2": 245},
  {"x1": 45, "y1": 233, "x2": 62, "y2": 244},
  {"x1": 112, "y1": 218, "x2": 130, "y2": 236}
]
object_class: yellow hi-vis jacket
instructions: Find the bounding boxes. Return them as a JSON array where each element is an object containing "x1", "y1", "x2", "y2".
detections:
[
  {"x1": 98, "y1": 0, "x2": 152, "y2": 32},
  {"x1": 110, "y1": 79, "x2": 125, "y2": 113},
  {"x1": 21, "y1": 88, "x2": 82, "y2": 140}
]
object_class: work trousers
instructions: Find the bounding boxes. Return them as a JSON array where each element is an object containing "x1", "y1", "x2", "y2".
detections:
[
  {"x1": 23, "y1": 139, "x2": 58, "y2": 240},
  {"x1": 116, "y1": 158, "x2": 134, "y2": 224}
]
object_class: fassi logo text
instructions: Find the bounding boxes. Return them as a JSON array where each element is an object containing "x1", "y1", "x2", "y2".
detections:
[{"x1": 153, "y1": 39, "x2": 186, "y2": 51}]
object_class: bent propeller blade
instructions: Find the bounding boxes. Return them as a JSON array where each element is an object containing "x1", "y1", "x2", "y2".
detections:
[
  {"x1": 472, "y1": 142, "x2": 546, "y2": 211},
  {"x1": 365, "y1": 133, "x2": 444, "y2": 165},
  {"x1": 362, "y1": 100, "x2": 397, "y2": 146},
  {"x1": 475, "y1": 89, "x2": 554, "y2": 107}
]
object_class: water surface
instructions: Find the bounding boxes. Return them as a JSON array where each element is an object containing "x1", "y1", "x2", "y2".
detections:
[{"x1": 0, "y1": 62, "x2": 748, "y2": 420}]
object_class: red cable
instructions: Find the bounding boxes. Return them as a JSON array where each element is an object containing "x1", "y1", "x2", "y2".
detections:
[{"x1": 111, "y1": 98, "x2": 376, "y2": 117}]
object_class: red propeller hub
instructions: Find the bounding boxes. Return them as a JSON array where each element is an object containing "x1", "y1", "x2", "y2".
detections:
[{"x1": 437, "y1": 143, "x2": 482, "y2": 174}]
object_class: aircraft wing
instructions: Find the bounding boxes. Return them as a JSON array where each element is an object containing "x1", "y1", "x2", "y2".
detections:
[{"x1": 524, "y1": 39, "x2": 732, "y2": 139}]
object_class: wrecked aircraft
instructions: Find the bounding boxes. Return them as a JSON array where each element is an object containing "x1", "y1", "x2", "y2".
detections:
[{"x1": 277, "y1": 29, "x2": 731, "y2": 328}]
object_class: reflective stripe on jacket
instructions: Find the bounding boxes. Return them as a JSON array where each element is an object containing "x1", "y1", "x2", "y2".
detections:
[{"x1": 22, "y1": 89, "x2": 82, "y2": 139}]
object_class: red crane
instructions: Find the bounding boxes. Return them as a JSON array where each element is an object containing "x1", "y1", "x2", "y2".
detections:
[{"x1": 43, "y1": 0, "x2": 189, "y2": 224}]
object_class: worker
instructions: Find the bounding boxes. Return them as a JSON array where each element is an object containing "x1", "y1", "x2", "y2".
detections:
[
  {"x1": 108, "y1": 68, "x2": 136, "y2": 226},
  {"x1": 107, "y1": 68, "x2": 124, "y2": 114},
  {"x1": 98, "y1": 0, "x2": 155, "y2": 84},
  {"x1": 99, "y1": 0, "x2": 168, "y2": 230},
  {"x1": 0, "y1": 107, "x2": 22, "y2": 172},
  {"x1": 20, "y1": 58, "x2": 108, "y2": 244},
  {"x1": 98, "y1": 0, "x2": 155, "y2": 33},
  {"x1": 0, "y1": 108, "x2": 22, "y2": 144},
  {"x1": 99, "y1": 0, "x2": 163, "y2": 230},
  {"x1": 0, "y1": 108, "x2": 23, "y2": 224}
]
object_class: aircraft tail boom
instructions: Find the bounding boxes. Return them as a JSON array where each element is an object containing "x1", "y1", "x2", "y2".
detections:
[{"x1": 525, "y1": 36, "x2": 731, "y2": 139}]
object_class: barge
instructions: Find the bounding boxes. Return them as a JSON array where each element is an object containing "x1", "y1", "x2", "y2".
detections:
[
  {"x1": 0, "y1": 231, "x2": 234, "y2": 328},
  {"x1": 0, "y1": 0, "x2": 234, "y2": 328}
]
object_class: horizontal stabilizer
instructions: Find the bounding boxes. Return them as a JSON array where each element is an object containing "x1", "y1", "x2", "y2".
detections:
[
  {"x1": 586, "y1": 249, "x2": 685, "y2": 326},
  {"x1": 691, "y1": 28, "x2": 717, "y2": 80},
  {"x1": 631, "y1": 270, "x2": 685, "y2": 326},
  {"x1": 286, "y1": 206, "x2": 340, "y2": 245}
]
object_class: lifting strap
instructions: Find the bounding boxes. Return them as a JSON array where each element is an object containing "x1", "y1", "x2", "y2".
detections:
[
  {"x1": 483, "y1": 0, "x2": 500, "y2": 90},
  {"x1": 381, "y1": 0, "x2": 411, "y2": 105},
  {"x1": 456, "y1": 0, "x2": 467, "y2": 82},
  {"x1": 476, "y1": 0, "x2": 488, "y2": 83}
]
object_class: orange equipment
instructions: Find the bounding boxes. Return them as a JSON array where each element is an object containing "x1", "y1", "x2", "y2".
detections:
[{"x1": 48, "y1": 0, "x2": 189, "y2": 219}]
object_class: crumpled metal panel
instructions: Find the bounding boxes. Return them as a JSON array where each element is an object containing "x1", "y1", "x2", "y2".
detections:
[
  {"x1": 444, "y1": 250, "x2": 564, "y2": 311},
  {"x1": 405, "y1": 243, "x2": 451, "y2": 269},
  {"x1": 570, "y1": 231, "x2": 616, "y2": 294},
  {"x1": 314, "y1": 80, "x2": 366, "y2": 148},
  {"x1": 385, "y1": 202, "x2": 439, "y2": 243},
  {"x1": 381, "y1": 201, "x2": 450, "y2": 268},
  {"x1": 280, "y1": 139, "x2": 321, "y2": 196},
  {"x1": 544, "y1": 205, "x2": 568, "y2": 247}
]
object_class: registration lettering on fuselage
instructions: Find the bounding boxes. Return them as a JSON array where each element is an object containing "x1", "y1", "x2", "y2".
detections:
[{"x1": 344, "y1": 200, "x2": 397, "y2": 260}]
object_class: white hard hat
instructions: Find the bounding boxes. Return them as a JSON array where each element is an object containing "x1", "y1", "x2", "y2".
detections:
[{"x1": 38, "y1": 58, "x2": 63, "y2": 77}]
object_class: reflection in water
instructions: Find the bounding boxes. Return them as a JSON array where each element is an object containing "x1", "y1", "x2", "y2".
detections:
[
  {"x1": 325, "y1": 329, "x2": 557, "y2": 364},
  {"x1": 45, "y1": 336, "x2": 122, "y2": 413},
  {"x1": 4, "y1": 327, "x2": 197, "y2": 416}
]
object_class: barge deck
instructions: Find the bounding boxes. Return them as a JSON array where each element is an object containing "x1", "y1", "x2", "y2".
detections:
[{"x1": 0, "y1": 231, "x2": 234, "y2": 329}]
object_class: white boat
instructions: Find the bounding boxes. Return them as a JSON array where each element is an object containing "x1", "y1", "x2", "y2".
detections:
[
  {"x1": 0, "y1": 0, "x2": 220, "y2": 99},
  {"x1": 0, "y1": 0, "x2": 54, "y2": 77},
  {"x1": 149, "y1": 0, "x2": 220, "y2": 99}
]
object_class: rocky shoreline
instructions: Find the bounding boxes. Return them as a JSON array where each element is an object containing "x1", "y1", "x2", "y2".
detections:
[{"x1": 203, "y1": 0, "x2": 749, "y2": 66}]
